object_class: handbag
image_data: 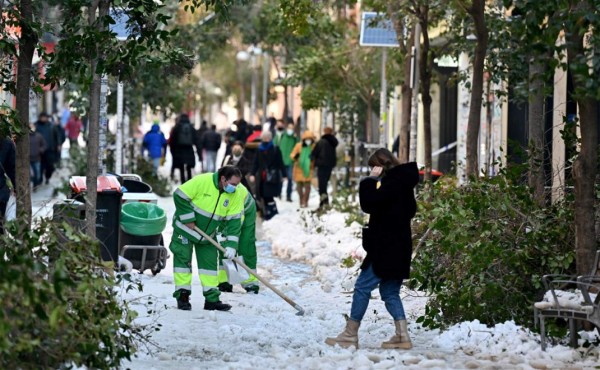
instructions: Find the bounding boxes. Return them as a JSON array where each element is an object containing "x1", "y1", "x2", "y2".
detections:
[{"x1": 265, "y1": 168, "x2": 282, "y2": 184}]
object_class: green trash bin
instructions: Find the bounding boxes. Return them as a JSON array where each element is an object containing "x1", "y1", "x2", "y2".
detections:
[
  {"x1": 120, "y1": 203, "x2": 167, "y2": 274},
  {"x1": 120, "y1": 202, "x2": 166, "y2": 236}
]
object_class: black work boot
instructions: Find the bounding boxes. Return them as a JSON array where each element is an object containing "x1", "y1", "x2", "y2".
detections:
[
  {"x1": 176, "y1": 289, "x2": 192, "y2": 311},
  {"x1": 244, "y1": 285, "x2": 259, "y2": 294},
  {"x1": 204, "y1": 301, "x2": 232, "y2": 311},
  {"x1": 218, "y1": 282, "x2": 233, "y2": 292}
]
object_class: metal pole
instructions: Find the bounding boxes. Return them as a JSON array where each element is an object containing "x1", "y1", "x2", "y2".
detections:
[
  {"x1": 409, "y1": 23, "x2": 421, "y2": 163},
  {"x1": 379, "y1": 48, "x2": 388, "y2": 146},
  {"x1": 124, "y1": 114, "x2": 130, "y2": 173},
  {"x1": 116, "y1": 81, "x2": 123, "y2": 173},
  {"x1": 99, "y1": 74, "x2": 108, "y2": 175},
  {"x1": 250, "y1": 53, "x2": 257, "y2": 124},
  {"x1": 262, "y1": 54, "x2": 269, "y2": 123}
]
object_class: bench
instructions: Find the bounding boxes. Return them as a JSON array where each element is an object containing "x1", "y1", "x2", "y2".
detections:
[{"x1": 534, "y1": 250, "x2": 600, "y2": 350}]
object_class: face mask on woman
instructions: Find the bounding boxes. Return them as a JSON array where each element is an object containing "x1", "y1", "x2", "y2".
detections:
[
  {"x1": 286, "y1": 129, "x2": 294, "y2": 135},
  {"x1": 232, "y1": 149, "x2": 243, "y2": 157},
  {"x1": 277, "y1": 127, "x2": 284, "y2": 132},
  {"x1": 304, "y1": 139, "x2": 313, "y2": 146}
]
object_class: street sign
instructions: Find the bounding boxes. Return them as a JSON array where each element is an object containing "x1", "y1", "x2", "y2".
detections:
[{"x1": 359, "y1": 12, "x2": 399, "y2": 48}]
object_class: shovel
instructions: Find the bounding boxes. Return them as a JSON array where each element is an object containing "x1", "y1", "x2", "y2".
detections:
[{"x1": 194, "y1": 226, "x2": 306, "y2": 316}]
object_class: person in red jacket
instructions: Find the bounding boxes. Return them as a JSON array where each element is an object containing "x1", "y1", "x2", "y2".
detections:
[{"x1": 65, "y1": 114, "x2": 83, "y2": 149}]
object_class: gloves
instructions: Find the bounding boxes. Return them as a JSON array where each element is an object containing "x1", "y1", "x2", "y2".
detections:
[{"x1": 224, "y1": 247, "x2": 237, "y2": 259}]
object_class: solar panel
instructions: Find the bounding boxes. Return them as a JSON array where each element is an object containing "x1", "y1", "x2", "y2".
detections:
[{"x1": 359, "y1": 12, "x2": 399, "y2": 47}]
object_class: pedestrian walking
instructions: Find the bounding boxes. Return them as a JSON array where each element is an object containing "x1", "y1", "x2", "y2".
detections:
[
  {"x1": 325, "y1": 148, "x2": 419, "y2": 350},
  {"x1": 311, "y1": 127, "x2": 338, "y2": 209},
  {"x1": 52, "y1": 115, "x2": 66, "y2": 168},
  {"x1": 221, "y1": 141, "x2": 253, "y2": 188},
  {"x1": 0, "y1": 136, "x2": 16, "y2": 234},
  {"x1": 274, "y1": 122, "x2": 298, "y2": 202},
  {"x1": 290, "y1": 130, "x2": 316, "y2": 208},
  {"x1": 65, "y1": 113, "x2": 83, "y2": 150},
  {"x1": 170, "y1": 165, "x2": 247, "y2": 311},
  {"x1": 195, "y1": 120, "x2": 208, "y2": 171},
  {"x1": 249, "y1": 131, "x2": 286, "y2": 220},
  {"x1": 29, "y1": 125, "x2": 47, "y2": 189},
  {"x1": 168, "y1": 114, "x2": 197, "y2": 183},
  {"x1": 35, "y1": 113, "x2": 58, "y2": 184},
  {"x1": 142, "y1": 122, "x2": 168, "y2": 175},
  {"x1": 234, "y1": 118, "x2": 251, "y2": 143},
  {"x1": 200, "y1": 124, "x2": 222, "y2": 173}
]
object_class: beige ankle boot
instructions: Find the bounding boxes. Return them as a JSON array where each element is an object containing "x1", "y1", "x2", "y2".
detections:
[
  {"x1": 325, "y1": 319, "x2": 360, "y2": 348},
  {"x1": 381, "y1": 320, "x2": 412, "y2": 349}
]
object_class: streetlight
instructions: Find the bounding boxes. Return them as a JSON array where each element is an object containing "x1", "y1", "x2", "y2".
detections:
[{"x1": 236, "y1": 45, "x2": 263, "y2": 124}]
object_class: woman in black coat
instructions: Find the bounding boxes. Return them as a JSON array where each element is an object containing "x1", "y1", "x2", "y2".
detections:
[
  {"x1": 326, "y1": 148, "x2": 419, "y2": 350},
  {"x1": 169, "y1": 114, "x2": 198, "y2": 183},
  {"x1": 249, "y1": 131, "x2": 285, "y2": 220}
]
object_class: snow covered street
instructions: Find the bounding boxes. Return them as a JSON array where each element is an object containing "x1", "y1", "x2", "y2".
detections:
[
  {"x1": 118, "y1": 186, "x2": 600, "y2": 370},
  {"x1": 29, "y1": 166, "x2": 600, "y2": 369}
]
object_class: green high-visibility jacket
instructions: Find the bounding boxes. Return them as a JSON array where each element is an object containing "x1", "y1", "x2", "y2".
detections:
[
  {"x1": 274, "y1": 132, "x2": 298, "y2": 166},
  {"x1": 172, "y1": 173, "x2": 246, "y2": 250}
]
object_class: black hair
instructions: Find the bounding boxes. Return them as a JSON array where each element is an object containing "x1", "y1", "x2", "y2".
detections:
[
  {"x1": 218, "y1": 165, "x2": 242, "y2": 180},
  {"x1": 232, "y1": 140, "x2": 245, "y2": 149}
]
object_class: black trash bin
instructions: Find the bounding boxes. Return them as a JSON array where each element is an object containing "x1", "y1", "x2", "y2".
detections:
[
  {"x1": 69, "y1": 176, "x2": 123, "y2": 263},
  {"x1": 122, "y1": 179, "x2": 152, "y2": 193}
]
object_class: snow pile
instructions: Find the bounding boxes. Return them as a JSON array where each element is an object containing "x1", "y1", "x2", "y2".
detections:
[
  {"x1": 262, "y1": 206, "x2": 364, "y2": 292},
  {"x1": 534, "y1": 289, "x2": 598, "y2": 311}
]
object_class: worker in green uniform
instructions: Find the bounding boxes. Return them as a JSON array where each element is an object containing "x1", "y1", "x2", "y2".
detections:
[
  {"x1": 217, "y1": 189, "x2": 260, "y2": 294},
  {"x1": 170, "y1": 166, "x2": 245, "y2": 311}
]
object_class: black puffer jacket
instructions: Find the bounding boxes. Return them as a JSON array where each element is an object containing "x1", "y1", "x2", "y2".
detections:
[
  {"x1": 311, "y1": 134, "x2": 338, "y2": 167},
  {"x1": 359, "y1": 162, "x2": 419, "y2": 280},
  {"x1": 201, "y1": 130, "x2": 222, "y2": 152},
  {"x1": 169, "y1": 121, "x2": 197, "y2": 167}
]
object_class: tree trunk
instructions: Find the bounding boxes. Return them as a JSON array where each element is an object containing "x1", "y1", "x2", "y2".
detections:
[
  {"x1": 465, "y1": 0, "x2": 488, "y2": 179},
  {"x1": 15, "y1": 0, "x2": 37, "y2": 226},
  {"x1": 85, "y1": 0, "x2": 109, "y2": 238},
  {"x1": 419, "y1": 10, "x2": 432, "y2": 184},
  {"x1": 566, "y1": 27, "x2": 598, "y2": 276},
  {"x1": 399, "y1": 47, "x2": 413, "y2": 163},
  {"x1": 528, "y1": 59, "x2": 546, "y2": 206},
  {"x1": 388, "y1": 8, "x2": 413, "y2": 162},
  {"x1": 282, "y1": 85, "x2": 289, "y2": 121}
]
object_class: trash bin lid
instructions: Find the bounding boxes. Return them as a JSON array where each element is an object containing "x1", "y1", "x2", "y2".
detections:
[{"x1": 69, "y1": 176, "x2": 122, "y2": 193}]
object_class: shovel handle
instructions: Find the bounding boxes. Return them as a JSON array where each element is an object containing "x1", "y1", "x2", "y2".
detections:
[{"x1": 193, "y1": 226, "x2": 305, "y2": 315}]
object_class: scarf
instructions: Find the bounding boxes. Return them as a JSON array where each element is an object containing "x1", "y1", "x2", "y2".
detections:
[
  {"x1": 259, "y1": 141, "x2": 273, "y2": 151},
  {"x1": 299, "y1": 146, "x2": 312, "y2": 178}
]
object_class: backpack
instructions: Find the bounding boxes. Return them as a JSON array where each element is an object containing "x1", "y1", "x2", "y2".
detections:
[{"x1": 177, "y1": 122, "x2": 194, "y2": 146}]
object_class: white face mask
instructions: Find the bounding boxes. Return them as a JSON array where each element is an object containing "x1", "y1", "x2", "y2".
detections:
[
  {"x1": 286, "y1": 129, "x2": 294, "y2": 135},
  {"x1": 304, "y1": 139, "x2": 313, "y2": 146}
]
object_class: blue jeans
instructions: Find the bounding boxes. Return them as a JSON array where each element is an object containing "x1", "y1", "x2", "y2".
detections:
[
  {"x1": 151, "y1": 157, "x2": 161, "y2": 174},
  {"x1": 204, "y1": 150, "x2": 217, "y2": 173},
  {"x1": 30, "y1": 161, "x2": 42, "y2": 187},
  {"x1": 350, "y1": 264, "x2": 406, "y2": 322}
]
